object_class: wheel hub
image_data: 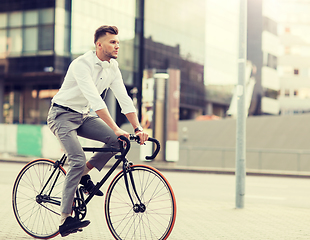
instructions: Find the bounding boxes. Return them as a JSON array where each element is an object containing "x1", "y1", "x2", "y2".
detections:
[
  {"x1": 133, "y1": 203, "x2": 146, "y2": 213},
  {"x1": 36, "y1": 194, "x2": 49, "y2": 204}
]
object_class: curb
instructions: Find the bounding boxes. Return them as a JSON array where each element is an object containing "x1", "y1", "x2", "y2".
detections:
[{"x1": 2, "y1": 157, "x2": 310, "y2": 179}]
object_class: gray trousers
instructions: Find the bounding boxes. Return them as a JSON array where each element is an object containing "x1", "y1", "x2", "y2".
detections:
[{"x1": 47, "y1": 106, "x2": 119, "y2": 214}]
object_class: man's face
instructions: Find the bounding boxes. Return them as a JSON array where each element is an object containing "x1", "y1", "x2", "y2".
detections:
[{"x1": 96, "y1": 33, "x2": 120, "y2": 61}]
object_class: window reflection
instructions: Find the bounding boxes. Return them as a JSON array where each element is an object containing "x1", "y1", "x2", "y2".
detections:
[
  {"x1": 9, "y1": 11, "x2": 22, "y2": 27},
  {"x1": 0, "y1": 13, "x2": 7, "y2": 28},
  {"x1": 144, "y1": 0, "x2": 205, "y2": 65},
  {"x1": 24, "y1": 27, "x2": 38, "y2": 52},
  {"x1": 0, "y1": 30, "x2": 7, "y2": 55},
  {"x1": 39, "y1": 25, "x2": 54, "y2": 51},
  {"x1": 39, "y1": 8, "x2": 54, "y2": 24},
  {"x1": 8, "y1": 28, "x2": 22, "y2": 55},
  {"x1": 0, "y1": 8, "x2": 61, "y2": 56},
  {"x1": 24, "y1": 11, "x2": 38, "y2": 26}
]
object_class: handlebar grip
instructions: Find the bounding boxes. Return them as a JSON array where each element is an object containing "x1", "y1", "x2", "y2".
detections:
[
  {"x1": 117, "y1": 135, "x2": 130, "y2": 157},
  {"x1": 145, "y1": 137, "x2": 160, "y2": 160},
  {"x1": 118, "y1": 135, "x2": 130, "y2": 144}
]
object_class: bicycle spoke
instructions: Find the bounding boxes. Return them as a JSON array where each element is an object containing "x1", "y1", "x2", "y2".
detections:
[{"x1": 139, "y1": 213, "x2": 158, "y2": 239}]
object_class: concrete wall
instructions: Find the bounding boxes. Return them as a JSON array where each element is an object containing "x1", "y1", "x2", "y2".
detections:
[{"x1": 178, "y1": 114, "x2": 310, "y2": 173}]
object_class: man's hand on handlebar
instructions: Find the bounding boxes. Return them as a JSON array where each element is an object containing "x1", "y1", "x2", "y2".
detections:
[
  {"x1": 136, "y1": 131, "x2": 149, "y2": 145},
  {"x1": 114, "y1": 127, "x2": 148, "y2": 145}
]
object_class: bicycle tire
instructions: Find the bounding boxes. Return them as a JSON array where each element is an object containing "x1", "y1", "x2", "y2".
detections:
[
  {"x1": 12, "y1": 159, "x2": 66, "y2": 239},
  {"x1": 105, "y1": 165, "x2": 176, "y2": 240}
]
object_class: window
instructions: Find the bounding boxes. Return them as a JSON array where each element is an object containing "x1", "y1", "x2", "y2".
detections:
[
  {"x1": 39, "y1": 25, "x2": 54, "y2": 51},
  {"x1": 294, "y1": 69, "x2": 299, "y2": 75},
  {"x1": 24, "y1": 11, "x2": 38, "y2": 26},
  {"x1": 9, "y1": 12, "x2": 22, "y2": 27},
  {"x1": 0, "y1": 30, "x2": 7, "y2": 55},
  {"x1": 285, "y1": 89, "x2": 290, "y2": 97},
  {"x1": 0, "y1": 13, "x2": 7, "y2": 28},
  {"x1": 294, "y1": 90, "x2": 298, "y2": 96},
  {"x1": 39, "y1": 9, "x2": 54, "y2": 24},
  {"x1": 263, "y1": 52, "x2": 277, "y2": 70},
  {"x1": 264, "y1": 88, "x2": 278, "y2": 99},
  {"x1": 23, "y1": 27, "x2": 38, "y2": 52},
  {"x1": 1, "y1": 9, "x2": 56, "y2": 56},
  {"x1": 8, "y1": 28, "x2": 22, "y2": 55}
]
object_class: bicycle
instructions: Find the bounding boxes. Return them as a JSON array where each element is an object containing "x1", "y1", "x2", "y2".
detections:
[{"x1": 12, "y1": 135, "x2": 176, "y2": 239}]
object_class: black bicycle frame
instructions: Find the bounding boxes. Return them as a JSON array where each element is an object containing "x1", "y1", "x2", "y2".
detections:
[
  {"x1": 83, "y1": 155, "x2": 123, "y2": 204},
  {"x1": 37, "y1": 135, "x2": 160, "y2": 210}
]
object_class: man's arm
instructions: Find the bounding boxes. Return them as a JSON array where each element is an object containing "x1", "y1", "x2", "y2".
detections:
[
  {"x1": 96, "y1": 108, "x2": 129, "y2": 138},
  {"x1": 125, "y1": 112, "x2": 149, "y2": 144},
  {"x1": 109, "y1": 65, "x2": 148, "y2": 143},
  {"x1": 96, "y1": 109, "x2": 148, "y2": 144}
]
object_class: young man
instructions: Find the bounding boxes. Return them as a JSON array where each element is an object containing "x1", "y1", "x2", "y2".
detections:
[{"x1": 47, "y1": 25, "x2": 148, "y2": 237}]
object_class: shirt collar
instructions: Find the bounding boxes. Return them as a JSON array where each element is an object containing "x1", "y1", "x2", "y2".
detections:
[{"x1": 94, "y1": 52, "x2": 112, "y2": 69}]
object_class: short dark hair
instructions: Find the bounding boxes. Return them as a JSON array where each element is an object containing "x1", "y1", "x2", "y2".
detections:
[{"x1": 94, "y1": 25, "x2": 118, "y2": 44}]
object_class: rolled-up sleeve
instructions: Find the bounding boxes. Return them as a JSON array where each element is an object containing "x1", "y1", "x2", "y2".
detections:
[
  {"x1": 71, "y1": 58, "x2": 107, "y2": 111},
  {"x1": 110, "y1": 68, "x2": 136, "y2": 114}
]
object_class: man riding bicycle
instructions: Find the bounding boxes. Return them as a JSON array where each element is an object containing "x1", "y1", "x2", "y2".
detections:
[{"x1": 47, "y1": 25, "x2": 148, "y2": 237}]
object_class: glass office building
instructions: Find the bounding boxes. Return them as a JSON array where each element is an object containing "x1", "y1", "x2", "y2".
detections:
[
  {"x1": 144, "y1": 0, "x2": 206, "y2": 119},
  {"x1": 0, "y1": 0, "x2": 206, "y2": 124},
  {"x1": 0, "y1": 0, "x2": 71, "y2": 124}
]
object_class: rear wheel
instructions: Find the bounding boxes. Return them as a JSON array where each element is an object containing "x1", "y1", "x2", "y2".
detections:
[
  {"x1": 105, "y1": 165, "x2": 176, "y2": 240},
  {"x1": 12, "y1": 159, "x2": 66, "y2": 239}
]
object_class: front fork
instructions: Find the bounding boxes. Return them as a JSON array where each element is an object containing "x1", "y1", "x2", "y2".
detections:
[{"x1": 123, "y1": 161, "x2": 146, "y2": 213}]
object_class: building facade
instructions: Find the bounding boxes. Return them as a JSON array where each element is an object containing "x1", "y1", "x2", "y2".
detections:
[
  {"x1": 0, "y1": 0, "x2": 206, "y2": 125},
  {"x1": 203, "y1": 0, "x2": 280, "y2": 117},
  {"x1": 0, "y1": 0, "x2": 71, "y2": 124},
  {"x1": 277, "y1": 0, "x2": 310, "y2": 115},
  {"x1": 247, "y1": 0, "x2": 280, "y2": 115}
]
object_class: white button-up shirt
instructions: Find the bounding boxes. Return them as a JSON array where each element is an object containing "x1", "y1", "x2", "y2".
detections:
[{"x1": 52, "y1": 50, "x2": 136, "y2": 114}]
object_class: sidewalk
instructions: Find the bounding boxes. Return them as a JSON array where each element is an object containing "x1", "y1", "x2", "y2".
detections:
[{"x1": 1, "y1": 161, "x2": 310, "y2": 239}]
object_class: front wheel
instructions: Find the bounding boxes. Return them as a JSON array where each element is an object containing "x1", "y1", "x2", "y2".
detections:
[
  {"x1": 105, "y1": 165, "x2": 176, "y2": 240},
  {"x1": 12, "y1": 159, "x2": 66, "y2": 239}
]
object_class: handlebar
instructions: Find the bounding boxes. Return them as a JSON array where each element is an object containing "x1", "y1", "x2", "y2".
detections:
[{"x1": 118, "y1": 134, "x2": 160, "y2": 160}]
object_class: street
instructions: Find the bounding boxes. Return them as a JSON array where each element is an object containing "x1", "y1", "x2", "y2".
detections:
[{"x1": 1, "y1": 161, "x2": 310, "y2": 239}]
